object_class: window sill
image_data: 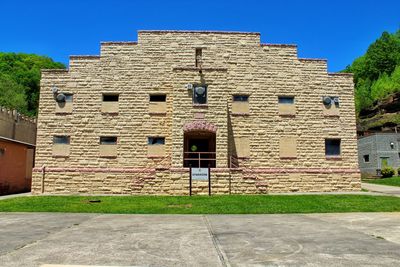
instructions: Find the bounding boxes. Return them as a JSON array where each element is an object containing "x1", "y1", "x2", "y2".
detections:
[
  {"x1": 55, "y1": 112, "x2": 72, "y2": 115},
  {"x1": 148, "y1": 155, "x2": 166, "y2": 158},
  {"x1": 99, "y1": 155, "x2": 117, "y2": 159},
  {"x1": 237, "y1": 156, "x2": 250, "y2": 160},
  {"x1": 280, "y1": 157, "x2": 297, "y2": 160},
  {"x1": 326, "y1": 156, "x2": 342, "y2": 160},
  {"x1": 231, "y1": 112, "x2": 250, "y2": 116},
  {"x1": 324, "y1": 114, "x2": 340, "y2": 118},
  {"x1": 52, "y1": 155, "x2": 69, "y2": 158},
  {"x1": 193, "y1": 104, "x2": 208, "y2": 108},
  {"x1": 279, "y1": 114, "x2": 296, "y2": 118},
  {"x1": 101, "y1": 112, "x2": 119, "y2": 115},
  {"x1": 149, "y1": 112, "x2": 167, "y2": 115}
]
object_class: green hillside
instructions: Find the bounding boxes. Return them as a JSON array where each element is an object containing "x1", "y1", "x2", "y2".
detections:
[
  {"x1": 0, "y1": 53, "x2": 65, "y2": 116},
  {"x1": 344, "y1": 30, "x2": 400, "y2": 114}
]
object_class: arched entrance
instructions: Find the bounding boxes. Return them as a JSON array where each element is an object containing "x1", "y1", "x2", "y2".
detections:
[{"x1": 183, "y1": 121, "x2": 217, "y2": 168}]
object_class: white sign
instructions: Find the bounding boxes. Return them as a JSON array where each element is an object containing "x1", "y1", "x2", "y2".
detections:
[{"x1": 191, "y1": 168, "x2": 209, "y2": 181}]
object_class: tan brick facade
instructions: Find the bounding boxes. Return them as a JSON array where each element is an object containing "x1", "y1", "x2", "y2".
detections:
[{"x1": 32, "y1": 30, "x2": 360, "y2": 195}]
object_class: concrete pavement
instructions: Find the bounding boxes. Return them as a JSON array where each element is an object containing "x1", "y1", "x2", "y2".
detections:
[
  {"x1": 362, "y1": 182, "x2": 400, "y2": 196},
  {"x1": 1, "y1": 213, "x2": 400, "y2": 266},
  {"x1": 0, "y1": 192, "x2": 31, "y2": 200}
]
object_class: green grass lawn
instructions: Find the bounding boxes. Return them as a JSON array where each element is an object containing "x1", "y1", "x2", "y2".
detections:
[
  {"x1": 1, "y1": 195, "x2": 400, "y2": 214},
  {"x1": 364, "y1": 176, "x2": 400, "y2": 187}
]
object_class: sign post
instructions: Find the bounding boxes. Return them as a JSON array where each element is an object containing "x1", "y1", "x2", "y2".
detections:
[{"x1": 190, "y1": 167, "x2": 211, "y2": 196}]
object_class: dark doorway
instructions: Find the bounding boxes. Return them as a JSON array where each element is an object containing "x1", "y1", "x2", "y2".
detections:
[{"x1": 184, "y1": 132, "x2": 216, "y2": 168}]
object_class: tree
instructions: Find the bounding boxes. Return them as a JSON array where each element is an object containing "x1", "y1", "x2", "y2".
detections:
[
  {"x1": 364, "y1": 31, "x2": 400, "y2": 81},
  {"x1": 0, "y1": 53, "x2": 65, "y2": 116},
  {"x1": 345, "y1": 29, "x2": 400, "y2": 114},
  {"x1": 0, "y1": 74, "x2": 28, "y2": 113}
]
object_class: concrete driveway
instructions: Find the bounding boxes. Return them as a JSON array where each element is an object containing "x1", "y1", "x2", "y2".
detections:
[{"x1": 1, "y1": 213, "x2": 400, "y2": 267}]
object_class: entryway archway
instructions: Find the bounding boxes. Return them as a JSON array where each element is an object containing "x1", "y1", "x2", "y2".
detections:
[{"x1": 183, "y1": 121, "x2": 217, "y2": 168}]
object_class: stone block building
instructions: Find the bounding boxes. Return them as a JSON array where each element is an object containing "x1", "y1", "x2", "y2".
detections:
[{"x1": 32, "y1": 30, "x2": 360, "y2": 195}]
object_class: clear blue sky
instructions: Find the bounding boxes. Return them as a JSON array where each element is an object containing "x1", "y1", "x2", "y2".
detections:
[{"x1": 0, "y1": 0, "x2": 399, "y2": 72}]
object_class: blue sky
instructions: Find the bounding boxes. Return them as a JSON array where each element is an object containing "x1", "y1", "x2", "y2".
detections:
[{"x1": 0, "y1": 0, "x2": 399, "y2": 71}]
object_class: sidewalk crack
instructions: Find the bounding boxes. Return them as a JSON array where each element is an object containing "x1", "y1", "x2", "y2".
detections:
[{"x1": 203, "y1": 215, "x2": 231, "y2": 267}]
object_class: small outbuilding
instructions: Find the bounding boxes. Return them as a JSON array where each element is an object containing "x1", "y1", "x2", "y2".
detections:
[
  {"x1": 358, "y1": 133, "x2": 400, "y2": 176},
  {"x1": 0, "y1": 107, "x2": 36, "y2": 195},
  {"x1": 0, "y1": 137, "x2": 35, "y2": 195}
]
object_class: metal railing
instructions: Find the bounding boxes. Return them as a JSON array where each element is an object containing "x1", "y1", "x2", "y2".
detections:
[
  {"x1": 184, "y1": 152, "x2": 216, "y2": 168},
  {"x1": 230, "y1": 155, "x2": 239, "y2": 168}
]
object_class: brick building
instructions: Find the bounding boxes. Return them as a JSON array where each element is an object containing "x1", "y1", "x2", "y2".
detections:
[
  {"x1": 0, "y1": 107, "x2": 36, "y2": 195},
  {"x1": 32, "y1": 30, "x2": 360, "y2": 195}
]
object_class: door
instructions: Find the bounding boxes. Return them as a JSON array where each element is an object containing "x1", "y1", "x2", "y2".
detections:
[{"x1": 184, "y1": 132, "x2": 216, "y2": 168}]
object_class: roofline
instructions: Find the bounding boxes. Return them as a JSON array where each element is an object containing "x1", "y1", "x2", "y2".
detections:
[
  {"x1": 0, "y1": 136, "x2": 35, "y2": 147},
  {"x1": 101, "y1": 41, "x2": 138, "y2": 45},
  {"x1": 298, "y1": 58, "x2": 328, "y2": 62},
  {"x1": 358, "y1": 132, "x2": 400, "y2": 140},
  {"x1": 41, "y1": 69, "x2": 68, "y2": 73},
  {"x1": 138, "y1": 30, "x2": 260, "y2": 35},
  {"x1": 69, "y1": 55, "x2": 100, "y2": 59},
  {"x1": 261, "y1": 43, "x2": 297, "y2": 48},
  {"x1": 328, "y1": 72, "x2": 353, "y2": 77}
]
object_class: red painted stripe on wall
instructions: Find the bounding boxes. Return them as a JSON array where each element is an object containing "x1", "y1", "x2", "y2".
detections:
[{"x1": 33, "y1": 167, "x2": 359, "y2": 174}]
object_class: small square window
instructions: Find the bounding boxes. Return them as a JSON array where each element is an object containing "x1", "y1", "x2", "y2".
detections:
[
  {"x1": 53, "y1": 136, "x2": 70, "y2": 144},
  {"x1": 0, "y1": 148, "x2": 5, "y2": 156},
  {"x1": 148, "y1": 137, "x2": 165, "y2": 145},
  {"x1": 363, "y1": 155, "x2": 370, "y2": 163},
  {"x1": 100, "y1": 136, "x2": 117, "y2": 145},
  {"x1": 64, "y1": 94, "x2": 73, "y2": 102},
  {"x1": 103, "y1": 94, "x2": 119, "y2": 102},
  {"x1": 278, "y1": 96, "x2": 294, "y2": 104},
  {"x1": 193, "y1": 85, "x2": 207, "y2": 105},
  {"x1": 150, "y1": 95, "x2": 166, "y2": 102},
  {"x1": 390, "y1": 142, "x2": 395, "y2": 149},
  {"x1": 233, "y1": 95, "x2": 249, "y2": 102},
  {"x1": 325, "y1": 139, "x2": 341, "y2": 156}
]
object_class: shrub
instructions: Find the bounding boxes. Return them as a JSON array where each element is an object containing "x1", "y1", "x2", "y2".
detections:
[
  {"x1": 381, "y1": 167, "x2": 395, "y2": 178},
  {"x1": 397, "y1": 167, "x2": 400, "y2": 176}
]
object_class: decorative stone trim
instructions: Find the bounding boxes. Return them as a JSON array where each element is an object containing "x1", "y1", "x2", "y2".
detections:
[
  {"x1": 32, "y1": 167, "x2": 155, "y2": 173},
  {"x1": 242, "y1": 168, "x2": 358, "y2": 174},
  {"x1": 32, "y1": 166, "x2": 359, "y2": 174},
  {"x1": 183, "y1": 120, "x2": 217, "y2": 133}
]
